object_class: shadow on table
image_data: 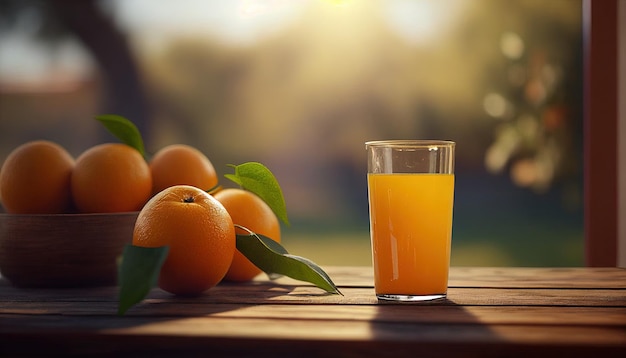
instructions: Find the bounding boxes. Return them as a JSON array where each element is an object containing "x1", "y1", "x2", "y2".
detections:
[
  {"x1": 366, "y1": 296, "x2": 500, "y2": 357},
  {"x1": 0, "y1": 277, "x2": 300, "y2": 356},
  {"x1": 0, "y1": 276, "x2": 296, "y2": 323}
]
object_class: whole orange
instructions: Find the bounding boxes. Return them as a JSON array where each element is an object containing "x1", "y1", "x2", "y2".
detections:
[
  {"x1": 71, "y1": 143, "x2": 152, "y2": 213},
  {"x1": 213, "y1": 188, "x2": 281, "y2": 282},
  {"x1": 133, "y1": 185, "x2": 235, "y2": 295},
  {"x1": 0, "y1": 140, "x2": 74, "y2": 214},
  {"x1": 149, "y1": 144, "x2": 218, "y2": 195}
]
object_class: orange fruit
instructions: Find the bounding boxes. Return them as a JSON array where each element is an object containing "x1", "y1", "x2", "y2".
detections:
[
  {"x1": 0, "y1": 140, "x2": 75, "y2": 214},
  {"x1": 213, "y1": 188, "x2": 281, "y2": 282},
  {"x1": 149, "y1": 144, "x2": 218, "y2": 195},
  {"x1": 133, "y1": 185, "x2": 235, "y2": 295},
  {"x1": 71, "y1": 143, "x2": 152, "y2": 213}
]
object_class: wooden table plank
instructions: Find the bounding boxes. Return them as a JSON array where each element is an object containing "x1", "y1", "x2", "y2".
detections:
[
  {"x1": 326, "y1": 266, "x2": 626, "y2": 288},
  {"x1": 2, "y1": 331, "x2": 623, "y2": 358},
  {"x1": 2, "y1": 304, "x2": 626, "y2": 327},
  {"x1": 2, "y1": 314, "x2": 625, "y2": 356},
  {"x1": 2, "y1": 266, "x2": 626, "y2": 290},
  {"x1": 1, "y1": 283, "x2": 624, "y2": 307}
]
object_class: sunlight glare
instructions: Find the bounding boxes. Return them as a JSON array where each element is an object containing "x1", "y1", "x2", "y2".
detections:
[
  {"x1": 239, "y1": 0, "x2": 307, "y2": 18},
  {"x1": 384, "y1": 0, "x2": 467, "y2": 46}
]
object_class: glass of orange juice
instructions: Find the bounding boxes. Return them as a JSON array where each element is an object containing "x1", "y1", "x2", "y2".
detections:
[{"x1": 366, "y1": 140, "x2": 455, "y2": 302}]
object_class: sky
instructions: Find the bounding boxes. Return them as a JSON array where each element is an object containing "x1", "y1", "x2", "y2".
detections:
[{"x1": 0, "y1": 0, "x2": 466, "y2": 85}]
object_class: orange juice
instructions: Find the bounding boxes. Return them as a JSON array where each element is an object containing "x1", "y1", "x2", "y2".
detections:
[{"x1": 367, "y1": 173, "x2": 454, "y2": 297}]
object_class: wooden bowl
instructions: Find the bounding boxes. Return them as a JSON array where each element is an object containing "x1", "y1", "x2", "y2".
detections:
[{"x1": 0, "y1": 212, "x2": 139, "y2": 288}]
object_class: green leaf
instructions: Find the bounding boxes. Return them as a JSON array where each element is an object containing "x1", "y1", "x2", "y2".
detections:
[
  {"x1": 96, "y1": 114, "x2": 146, "y2": 158},
  {"x1": 235, "y1": 230, "x2": 342, "y2": 295},
  {"x1": 225, "y1": 162, "x2": 290, "y2": 226},
  {"x1": 117, "y1": 245, "x2": 169, "y2": 315}
]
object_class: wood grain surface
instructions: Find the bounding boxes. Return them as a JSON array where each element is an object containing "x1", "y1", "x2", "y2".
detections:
[{"x1": 1, "y1": 267, "x2": 625, "y2": 357}]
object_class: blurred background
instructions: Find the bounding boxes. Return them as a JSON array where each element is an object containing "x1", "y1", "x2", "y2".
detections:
[{"x1": 0, "y1": 0, "x2": 583, "y2": 266}]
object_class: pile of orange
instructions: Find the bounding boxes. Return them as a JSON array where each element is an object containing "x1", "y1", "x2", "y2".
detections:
[
  {"x1": 0, "y1": 141, "x2": 220, "y2": 215},
  {"x1": 0, "y1": 139, "x2": 282, "y2": 295}
]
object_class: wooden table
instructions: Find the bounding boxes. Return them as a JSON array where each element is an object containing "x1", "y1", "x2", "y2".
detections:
[{"x1": 1, "y1": 267, "x2": 625, "y2": 357}]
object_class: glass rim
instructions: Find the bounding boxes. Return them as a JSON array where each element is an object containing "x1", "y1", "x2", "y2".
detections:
[{"x1": 365, "y1": 140, "x2": 455, "y2": 148}]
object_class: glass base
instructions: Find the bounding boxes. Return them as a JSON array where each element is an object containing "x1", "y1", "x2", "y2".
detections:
[{"x1": 376, "y1": 293, "x2": 446, "y2": 302}]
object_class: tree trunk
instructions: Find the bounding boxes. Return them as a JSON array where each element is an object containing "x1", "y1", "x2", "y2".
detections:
[{"x1": 50, "y1": 0, "x2": 151, "y2": 143}]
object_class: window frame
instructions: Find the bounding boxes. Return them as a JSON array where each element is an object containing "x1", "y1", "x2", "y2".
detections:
[{"x1": 583, "y1": 0, "x2": 622, "y2": 266}]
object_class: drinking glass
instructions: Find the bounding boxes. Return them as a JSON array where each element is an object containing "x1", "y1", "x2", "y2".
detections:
[{"x1": 366, "y1": 140, "x2": 455, "y2": 302}]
